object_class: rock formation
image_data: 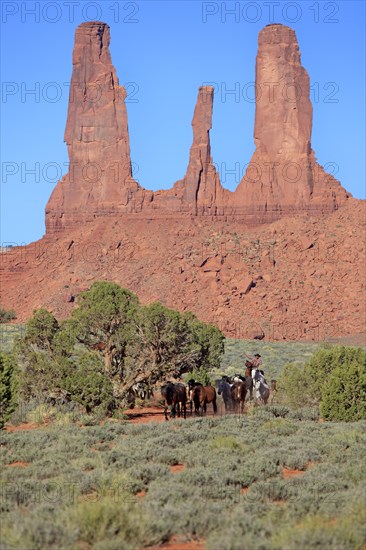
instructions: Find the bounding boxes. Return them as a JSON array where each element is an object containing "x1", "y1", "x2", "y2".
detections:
[
  {"x1": 45, "y1": 21, "x2": 351, "y2": 234},
  {"x1": 45, "y1": 21, "x2": 150, "y2": 233},
  {"x1": 234, "y1": 24, "x2": 350, "y2": 222},
  {"x1": 2, "y1": 21, "x2": 363, "y2": 343}
]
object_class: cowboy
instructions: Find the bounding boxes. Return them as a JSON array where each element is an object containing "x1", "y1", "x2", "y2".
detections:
[{"x1": 245, "y1": 353, "x2": 263, "y2": 376}]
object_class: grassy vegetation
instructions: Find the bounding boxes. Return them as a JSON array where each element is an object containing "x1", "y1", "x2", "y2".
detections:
[
  {"x1": 1, "y1": 412, "x2": 365, "y2": 549},
  {"x1": 0, "y1": 325, "x2": 25, "y2": 354},
  {"x1": 2, "y1": 319, "x2": 365, "y2": 549}
]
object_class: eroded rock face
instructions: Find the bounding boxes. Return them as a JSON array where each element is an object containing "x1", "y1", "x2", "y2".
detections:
[{"x1": 45, "y1": 21, "x2": 350, "y2": 233}]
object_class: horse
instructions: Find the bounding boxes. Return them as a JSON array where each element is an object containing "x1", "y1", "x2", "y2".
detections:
[
  {"x1": 191, "y1": 385, "x2": 217, "y2": 416},
  {"x1": 218, "y1": 378, "x2": 233, "y2": 412},
  {"x1": 161, "y1": 382, "x2": 187, "y2": 420},
  {"x1": 187, "y1": 379, "x2": 203, "y2": 414},
  {"x1": 244, "y1": 366, "x2": 255, "y2": 401},
  {"x1": 231, "y1": 381, "x2": 247, "y2": 414},
  {"x1": 269, "y1": 379, "x2": 277, "y2": 404},
  {"x1": 252, "y1": 370, "x2": 270, "y2": 404},
  {"x1": 132, "y1": 382, "x2": 147, "y2": 400}
]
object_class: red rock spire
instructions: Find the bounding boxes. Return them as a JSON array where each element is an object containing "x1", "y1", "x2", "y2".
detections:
[
  {"x1": 234, "y1": 24, "x2": 349, "y2": 220},
  {"x1": 46, "y1": 21, "x2": 145, "y2": 233}
]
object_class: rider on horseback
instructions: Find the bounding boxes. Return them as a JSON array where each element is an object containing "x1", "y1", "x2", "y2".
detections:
[
  {"x1": 245, "y1": 353, "x2": 263, "y2": 377},
  {"x1": 245, "y1": 353, "x2": 269, "y2": 403}
]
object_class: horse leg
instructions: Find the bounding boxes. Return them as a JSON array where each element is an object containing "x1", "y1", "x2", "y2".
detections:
[
  {"x1": 213, "y1": 398, "x2": 217, "y2": 414},
  {"x1": 164, "y1": 405, "x2": 169, "y2": 421},
  {"x1": 183, "y1": 402, "x2": 186, "y2": 419},
  {"x1": 242, "y1": 389, "x2": 247, "y2": 414}
]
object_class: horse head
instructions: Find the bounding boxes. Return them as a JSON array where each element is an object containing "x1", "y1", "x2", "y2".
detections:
[
  {"x1": 187, "y1": 379, "x2": 196, "y2": 391},
  {"x1": 161, "y1": 381, "x2": 175, "y2": 405}
]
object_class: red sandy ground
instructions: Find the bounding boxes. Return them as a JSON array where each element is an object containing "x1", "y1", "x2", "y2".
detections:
[
  {"x1": 170, "y1": 464, "x2": 185, "y2": 473},
  {"x1": 4, "y1": 422, "x2": 49, "y2": 432},
  {"x1": 144, "y1": 536, "x2": 205, "y2": 550},
  {"x1": 125, "y1": 406, "x2": 166, "y2": 423},
  {"x1": 5, "y1": 461, "x2": 29, "y2": 468}
]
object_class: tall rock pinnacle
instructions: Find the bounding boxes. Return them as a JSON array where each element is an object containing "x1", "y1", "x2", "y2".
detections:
[
  {"x1": 46, "y1": 22, "x2": 146, "y2": 232},
  {"x1": 234, "y1": 24, "x2": 349, "y2": 220},
  {"x1": 182, "y1": 87, "x2": 224, "y2": 213}
]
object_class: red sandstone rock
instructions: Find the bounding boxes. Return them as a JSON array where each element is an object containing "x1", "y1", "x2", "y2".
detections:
[
  {"x1": 45, "y1": 21, "x2": 150, "y2": 233},
  {"x1": 1, "y1": 22, "x2": 364, "y2": 343},
  {"x1": 45, "y1": 21, "x2": 351, "y2": 234},
  {"x1": 234, "y1": 24, "x2": 350, "y2": 221}
]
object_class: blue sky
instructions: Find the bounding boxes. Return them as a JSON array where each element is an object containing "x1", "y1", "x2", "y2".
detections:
[{"x1": 1, "y1": 0, "x2": 365, "y2": 244}]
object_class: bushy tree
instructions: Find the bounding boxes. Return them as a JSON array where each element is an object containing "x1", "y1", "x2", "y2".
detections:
[
  {"x1": 277, "y1": 346, "x2": 366, "y2": 421},
  {"x1": 187, "y1": 367, "x2": 212, "y2": 386},
  {"x1": 23, "y1": 309, "x2": 59, "y2": 354},
  {"x1": 67, "y1": 282, "x2": 139, "y2": 376},
  {"x1": 123, "y1": 302, "x2": 197, "y2": 389},
  {"x1": 13, "y1": 282, "x2": 225, "y2": 411},
  {"x1": 121, "y1": 303, "x2": 224, "y2": 394},
  {"x1": 61, "y1": 352, "x2": 115, "y2": 414},
  {"x1": 187, "y1": 315, "x2": 224, "y2": 371},
  {"x1": 304, "y1": 346, "x2": 366, "y2": 404},
  {"x1": 0, "y1": 352, "x2": 18, "y2": 427},
  {"x1": 321, "y1": 360, "x2": 366, "y2": 421}
]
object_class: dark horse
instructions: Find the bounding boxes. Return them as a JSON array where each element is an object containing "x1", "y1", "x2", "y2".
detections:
[
  {"x1": 161, "y1": 382, "x2": 187, "y2": 420},
  {"x1": 192, "y1": 385, "x2": 217, "y2": 416},
  {"x1": 187, "y1": 379, "x2": 203, "y2": 414},
  {"x1": 218, "y1": 378, "x2": 233, "y2": 411},
  {"x1": 231, "y1": 381, "x2": 247, "y2": 414}
]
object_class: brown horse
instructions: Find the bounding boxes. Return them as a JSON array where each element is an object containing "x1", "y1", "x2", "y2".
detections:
[
  {"x1": 243, "y1": 367, "x2": 254, "y2": 401},
  {"x1": 231, "y1": 381, "x2": 247, "y2": 414},
  {"x1": 192, "y1": 385, "x2": 217, "y2": 416},
  {"x1": 269, "y1": 379, "x2": 277, "y2": 404},
  {"x1": 161, "y1": 382, "x2": 187, "y2": 420}
]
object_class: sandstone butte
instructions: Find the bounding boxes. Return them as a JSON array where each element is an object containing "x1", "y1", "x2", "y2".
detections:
[{"x1": 1, "y1": 22, "x2": 365, "y2": 343}]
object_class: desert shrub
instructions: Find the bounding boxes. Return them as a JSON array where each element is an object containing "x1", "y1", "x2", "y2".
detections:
[
  {"x1": 305, "y1": 346, "x2": 366, "y2": 402},
  {"x1": 0, "y1": 307, "x2": 17, "y2": 323},
  {"x1": 277, "y1": 347, "x2": 366, "y2": 420},
  {"x1": 289, "y1": 407, "x2": 320, "y2": 421},
  {"x1": 211, "y1": 435, "x2": 247, "y2": 451},
  {"x1": 0, "y1": 352, "x2": 18, "y2": 427},
  {"x1": 261, "y1": 418, "x2": 298, "y2": 436},
  {"x1": 276, "y1": 361, "x2": 314, "y2": 408},
  {"x1": 320, "y1": 360, "x2": 366, "y2": 421}
]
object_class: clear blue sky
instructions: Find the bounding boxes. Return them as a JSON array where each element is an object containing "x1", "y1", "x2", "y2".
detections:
[{"x1": 1, "y1": 0, "x2": 365, "y2": 244}]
